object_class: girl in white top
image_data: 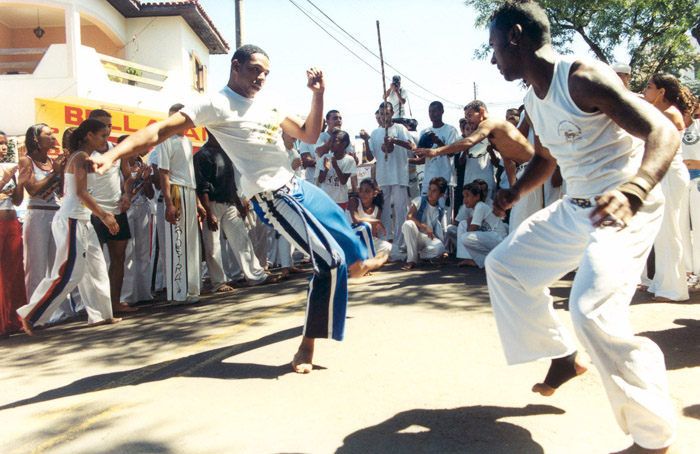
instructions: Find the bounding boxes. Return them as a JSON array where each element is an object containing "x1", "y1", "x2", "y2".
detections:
[
  {"x1": 347, "y1": 178, "x2": 391, "y2": 259},
  {"x1": 17, "y1": 124, "x2": 66, "y2": 300},
  {"x1": 458, "y1": 181, "x2": 508, "y2": 268},
  {"x1": 17, "y1": 119, "x2": 121, "y2": 335},
  {"x1": 641, "y1": 73, "x2": 692, "y2": 302},
  {"x1": 0, "y1": 131, "x2": 31, "y2": 336}
]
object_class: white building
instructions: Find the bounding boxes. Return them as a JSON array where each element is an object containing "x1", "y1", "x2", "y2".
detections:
[{"x1": 0, "y1": 0, "x2": 229, "y2": 141}]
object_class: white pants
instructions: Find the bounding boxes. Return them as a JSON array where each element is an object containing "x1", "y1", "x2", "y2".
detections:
[
  {"x1": 23, "y1": 208, "x2": 57, "y2": 298},
  {"x1": 485, "y1": 195, "x2": 675, "y2": 449},
  {"x1": 380, "y1": 184, "x2": 409, "y2": 249},
  {"x1": 17, "y1": 214, "x2": 113, "y2": 326},
  {"x1": 679, "y1": 176, "x2": 700, "y2": 275},
  {"x1": 509, "y1": 185, "x2": 544, "y2": 232},
  {"x1": 445, "y1": 224, "x2": 458, "y2": 254},
  {"x1": 153, "y1": 197, "x2": 166, "y2": 292},
  {"x1": 402, "y1": 220, "x2": 445, "y2": 263},
  {"x1": 647, "y1": 161, "x2": 689, "y2": 300},
  {"x1": 164, "y1": 186, "x2": 200, "y2": 301},
  {"x1": 460, "y1": 228, "x2": 505, "y2": 268},
  {"x1": 121, "y1": 201, "x2": 154, "y2": 303},
  {"x1": 202, "y1": 201, "x2": 266, "y2": 289},
  {"x1": 268, "y1": 227, "x2": 293, "y2": 268}
]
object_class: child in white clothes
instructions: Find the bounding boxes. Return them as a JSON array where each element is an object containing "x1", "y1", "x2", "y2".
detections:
[
  {"x1": 458, "y1": 181, "x2": 508, "y2": 268},
  {"x1": 401, "y1": 177, "x2": 448, "y2": 270},
  {"x1": 317, "y1": 130, "x2": 356, "y2": 210},
  {"x1": 347, "y1": 178, "x2": 391, "y2": 259}
]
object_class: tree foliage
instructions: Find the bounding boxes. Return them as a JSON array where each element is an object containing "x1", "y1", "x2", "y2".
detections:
[{"x1": 465, "y1": 0, "x2": 700, "y2": 92}]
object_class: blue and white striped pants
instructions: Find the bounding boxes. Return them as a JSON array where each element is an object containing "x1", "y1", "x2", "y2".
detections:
[{"x1": 252, "y1": 177, "x2": 367, "y2": 341}]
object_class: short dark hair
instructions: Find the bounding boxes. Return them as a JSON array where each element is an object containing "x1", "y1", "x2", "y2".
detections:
[
  {"x1": 464, "y1": 100, "x2": 487, "y2": 113},
  {"x1": 231, "y1": 44, "x2": 269, "y2": 64},
  {"x1": 330, "y1": 129, "x2": 350, "y2": 148},
  {"x1": 463, "y1": 181, "x2": 486, "y2": 202},
  {"x1": 88, "y1": 109, "x2": 111, "y2": 120},
  {"x1": 472, "y1": 178, "x2": 489, "y2": 196},
  {"x1": 378, "y1": 101, "x2": 393, "y2": 112},
  {"x1": 429, "y1": 176, "x2": 448, "y2": 194},
  {"x1": 169, "y1": 103, "x2": 185, "y2": 114},
  {"x1": 490, "y1": 0, "x2": 551, "y2": 47},
  {"x1": 429, "y1": 101, "x2": 444, "y2": 110},
  {"x1": 326, "y1": 109, "x2": 340, "y2": 120}
]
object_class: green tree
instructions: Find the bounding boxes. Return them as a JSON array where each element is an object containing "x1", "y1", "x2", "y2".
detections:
[{"x1": 466, "y1": 0, "x2": 700, "y2": 92}]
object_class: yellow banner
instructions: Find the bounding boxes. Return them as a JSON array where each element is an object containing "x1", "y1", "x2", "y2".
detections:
[{"x1": 34, "y1": 97, "x2": 208, "y2": 157}]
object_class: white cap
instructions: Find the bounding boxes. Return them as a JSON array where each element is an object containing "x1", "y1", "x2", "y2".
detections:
[{"x1": 611, "y1": 62, "x2": 631, "y2": 74}]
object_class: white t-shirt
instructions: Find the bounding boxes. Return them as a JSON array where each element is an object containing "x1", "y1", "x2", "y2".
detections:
[
  {"x1": 410, "y1": 196, "x2": 444, "y2": 239},
  {"x1": 91, "y1": 149, "x2": 123, "y2": 215},
  {"x1": 286, "y1": 146, "x2": 304, "y2": 179},
  {"x1": 388, "y1": 87, "x2": 408, "y2": 118},
  {"x1": 158, "y1": 135, "x2": 196, "y2": 189},
  {"x1": 470, "y1": 201, "x2": 507, "y2": 237},
  {"x1": 419, "y1": 124, "x2": 460, "y2": 191},
  {"x1": 682, "y1": 119, "x2": 700, "y2": 161},
  {"x1": 463, "y1": 139, "x2": 497, "y2": 198},
  {"x1": 318, "y1": 153, "x2": 357, "y2": 203},
  {"x1": 180, "y1": 86, "x2": 293, "y2": 198},
  {"x1": 315, "y1": 131, "x2": 355, "y2": 159},
  {"x1": 370, "y1": 124, "x2": 415, "y2": 187},
  {"x1": 297, "y1": 140, "x2": 317, "y2": 183}
]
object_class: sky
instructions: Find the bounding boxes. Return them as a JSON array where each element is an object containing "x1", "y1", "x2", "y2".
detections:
[{"x1": 196, "y1": 0, "x2": 529, "y2": 137}]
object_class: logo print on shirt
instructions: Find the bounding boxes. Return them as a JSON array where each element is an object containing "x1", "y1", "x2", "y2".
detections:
[
  {"x1": 558, "y1": 121, "x2": 583, "y2": 142},
  {"x1": 683, "y1": 132, "x2": 699, "y2": 146}
]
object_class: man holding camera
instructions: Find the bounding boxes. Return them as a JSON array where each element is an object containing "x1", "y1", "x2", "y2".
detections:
[{"x1": 385, "y1": 75, "x2": 408, "y2": 119}]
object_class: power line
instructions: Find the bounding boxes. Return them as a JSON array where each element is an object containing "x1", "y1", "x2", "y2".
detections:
[
  {"x1": 304, "y1": 0, "x2": 463, "y2": 108},
  {"x1": 286, "y1": 0, "x2": 437, "y2": 104}
]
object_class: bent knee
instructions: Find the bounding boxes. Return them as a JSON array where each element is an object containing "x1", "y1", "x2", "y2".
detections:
[{"x1": 484, "y1": 241, "x2": 508, "y2": 272}]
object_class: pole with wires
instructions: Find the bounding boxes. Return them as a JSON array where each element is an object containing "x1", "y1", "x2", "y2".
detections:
[{"x1": 376, "y1": 20, "x2": 391, "y2": 161}]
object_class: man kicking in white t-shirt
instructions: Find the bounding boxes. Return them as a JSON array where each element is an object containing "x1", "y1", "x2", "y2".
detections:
[{"x1": 91, "y1": 44, "x2": 386, "y2": 374}]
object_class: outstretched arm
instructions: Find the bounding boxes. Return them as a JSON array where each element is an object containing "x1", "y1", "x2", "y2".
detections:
[
  {"x1": 415, "y1": 123, "x2": 489, "y2": 159},
  {"x1": 91, "y1": 113, "x2": 193, "y2": 174}
]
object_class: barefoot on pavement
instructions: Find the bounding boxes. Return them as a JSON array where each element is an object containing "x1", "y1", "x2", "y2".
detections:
[
  {"x1": 348, "y1": 251, "x2": 389, "y2": 278},
  {"x1": 291, "y1": 337, "x2": 314, "y2": 374},
  {"x1": 532, "y1": 351, "x2": 588, "y2": 396}
]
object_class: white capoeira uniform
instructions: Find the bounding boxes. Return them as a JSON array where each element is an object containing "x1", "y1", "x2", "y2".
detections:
[
  {"x1": 370, "y1": 124, "x2": 414, "y2": 252},
  {"x1": 349, "y1": 202, "x2": 391, "y2": 258},
  {"x1": 23, "y1": 158, "x2": 61, "y2": 298},
  {"x1": 643, "y1": 141, "x2": 689, "y2": 300},
  {"x1": 181, "y1": 87, "x2": 368, "y2": 340},
  {"x1": 17, "y1": 167, "x2": 114, "y2": 327},
  {"x1": 680, "y1": 119, "x2": 700, "y2": 276},
  {"x1": 402, "y1": 196, "x2": 446, "y2": 263},
  {"x1": 459, "y1": 200, "x2": 507, "y2": 268},
  {"x1": 462, "y1": 139, "x2": 497, "y2": 199},
  {"x1": 121, "y1": 161, "x2": 154, "y2": 303},
  {"x1": 485, "y1": 58, "x2": 675, "y2": 449},
  {"x1": 159, "y1": 135, "x2": 200, "y2": 302},
  {"x1": 146, "y1": 148, "x2": 166, "y2": 292}
]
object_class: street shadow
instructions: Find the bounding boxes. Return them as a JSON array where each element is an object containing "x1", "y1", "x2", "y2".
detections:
[
  {"x1": 683, "y1": 404, "x2": 700, "y2": 420},
  {"x1": 639, "y1": 318, "x2": 700, "y2": 370},
  {"x1": 0, "y1": 326, "x2": 306, "y2": 411},
  {"x1": 336, "y1": 404, "x2": 564, "y2": 454},
  {"x1": 93, "y1": 441, "x2": 172, "y2": 453}
]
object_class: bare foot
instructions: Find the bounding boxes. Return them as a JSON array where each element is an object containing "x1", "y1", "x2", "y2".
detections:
[
  {"x1": 532, "y1": 352, "x2": 588, "y2": 396},
  {"x1": 21, "y1": 317, "x2": 34, "y2": 336},
  {"x1": 216, "y1": 284, "x2": 234, "y2": 293},
  {"x1": 87, "y1": 320, "x2": 106, "y2": 327},
  {"x1": 611, "y1": 443, "x2": 677, "y2": 454},
  {"x1": 458, "y1": 259, "x2": 478, "y2": 267},
  {"x1": 106, "y1": 317, "x2": 122, "y2": 324},
  {"x1": 637, "y1": 284, "x2": 649, "y2": 292},
  {"x1": 292, "y1": 336, "x2": 314, "y2": 374},
  {"x1": 348, "y1": 252, "x2": 389, "y2": 278},
  {"x1": 651, "y1": 296, "x2": 674, "y2": 302},
  {"x1": 113, "y1": 302, "x2": 138, "y2": 313},
  {"x1": 401, "y1": 262, "x2": 417, "y2": 271}
]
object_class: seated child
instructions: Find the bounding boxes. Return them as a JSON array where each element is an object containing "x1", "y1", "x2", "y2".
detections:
[
  {"x1": 458, "y1": 181, "x2": 508, "y2": 268},
  {"x1": 401, "y1": 176, "x2": 448, "y2": 270},
  {"x1": 347, "y1": 178, "x2": 391, "y2": 258},
  {"x1": 449, "y1": 178, "x2": 491, "y2": 255},
  {"x1": 317, "y1": 129, "x2": 357, "y2": 210}
]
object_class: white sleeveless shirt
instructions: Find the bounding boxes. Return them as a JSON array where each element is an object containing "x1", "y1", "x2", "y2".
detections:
[
  {"x1": 524, "y1": 58, "x2": 645, "y2": 199},
  {"x1": 28, "y1": 158, "x2": 60, "y2": 208},
  {"x1": 59, "y1": 157, "x2": 95, "y2": 221},
  {"x1": 356, "y1": 203, "x2": 379, "y2": 220}
]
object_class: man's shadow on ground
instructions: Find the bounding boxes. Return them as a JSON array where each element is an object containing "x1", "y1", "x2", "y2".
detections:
[
  {"x1": 0, "y1": 326, "x2": 307, "y2": 411},
  {"x1": 336, "y1": 404, "x2": 564, "y2": 454},
  {"x1": 639, "y1": 318, "x2": 700, "y2": 370}
]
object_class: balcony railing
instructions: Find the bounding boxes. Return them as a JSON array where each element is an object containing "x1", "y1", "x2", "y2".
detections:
[
  {"x1": 0, "y1": 48, "x2": 48, "y2": 74},
  {"x1": 98, "y1": 53, "x2": 168, "y2": 91}
]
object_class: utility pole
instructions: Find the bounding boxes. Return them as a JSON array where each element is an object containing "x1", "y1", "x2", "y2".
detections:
[
  {"x1": 235, "y1": 0, "x2": 244, "y2": 48},
  {"x1": 473, "y1": 82, "x2": 478, "y2": 100}
]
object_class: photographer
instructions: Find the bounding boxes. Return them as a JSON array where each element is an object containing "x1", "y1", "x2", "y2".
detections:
[{"x1": 384, "y1": 75, "x2": 408, "y2": 119}]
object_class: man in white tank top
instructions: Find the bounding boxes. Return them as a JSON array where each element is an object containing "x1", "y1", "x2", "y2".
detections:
[{"x1": 484, "y1": 2, "x2": 680, "y2": 452}]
